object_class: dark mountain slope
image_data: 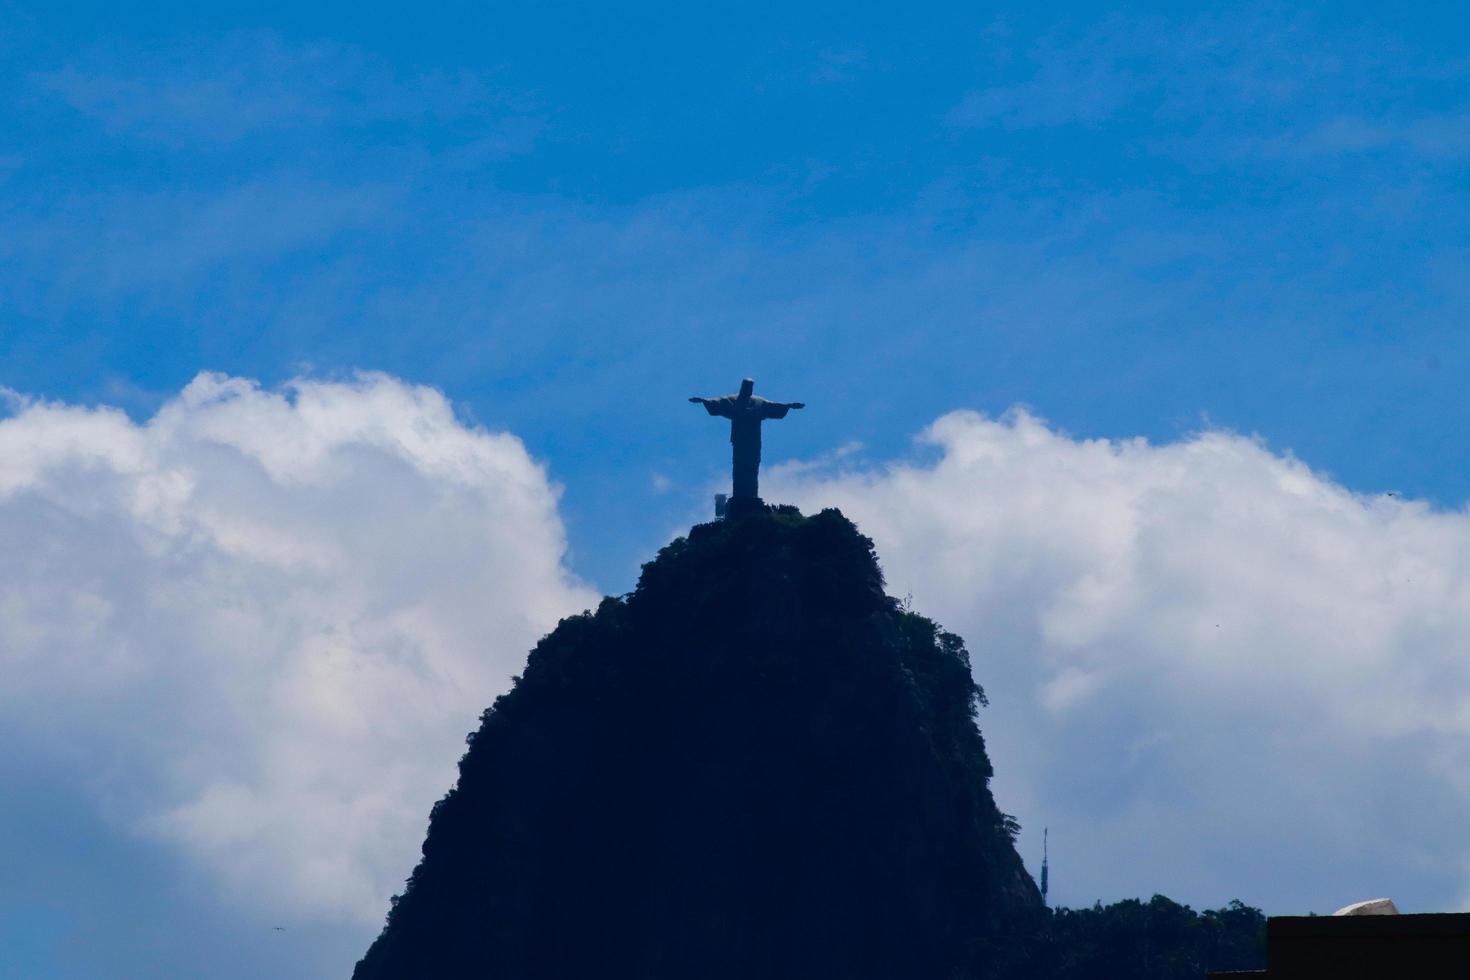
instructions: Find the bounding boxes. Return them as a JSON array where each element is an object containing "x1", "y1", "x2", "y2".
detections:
[{"x1": 353, "y1": 505, "x2": 1042, "y2": 979}]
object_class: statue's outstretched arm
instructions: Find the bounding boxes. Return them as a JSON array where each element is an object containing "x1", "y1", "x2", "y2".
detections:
[
  {"x1": 691, "y1": 396, "x2": 730, "y2": 417},
  {"x1": 760, "y1": 400, "x2": 805, "y2": 419}
]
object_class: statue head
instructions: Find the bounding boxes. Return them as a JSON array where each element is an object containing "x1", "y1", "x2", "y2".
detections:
[{"x1": 738, "y1": 378, "x2": 754, "y2": 402}]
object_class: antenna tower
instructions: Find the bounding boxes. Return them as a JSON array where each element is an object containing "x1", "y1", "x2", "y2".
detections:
[{"x1": 1040, "y1": 827, "x2": 1049, "y2": 904}]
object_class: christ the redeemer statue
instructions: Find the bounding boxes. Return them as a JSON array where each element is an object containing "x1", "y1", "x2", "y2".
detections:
[{"x1": 690, "y1": 378, "x2": 805, "y2": 500}]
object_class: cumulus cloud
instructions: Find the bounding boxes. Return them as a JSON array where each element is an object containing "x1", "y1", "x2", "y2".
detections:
[
  {"x1": 0, "y1": 372, "x2": 596, "y2": 923},
  {"x1": 768, "y1": 409, "x2": 1470, "y2": 914},
  {"x1": 11, "y1": 385, "x2": 1469, "y2": 927}
]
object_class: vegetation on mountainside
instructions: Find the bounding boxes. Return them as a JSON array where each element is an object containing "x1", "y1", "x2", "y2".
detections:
[
  {"x1": 996, "y1": 895, "x2": 1266, "y2": 978},
  {"x1": 354, "y1": 506, "x2": 1263, "y2": 979}
]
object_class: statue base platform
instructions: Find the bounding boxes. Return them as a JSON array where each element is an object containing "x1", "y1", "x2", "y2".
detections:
[{"x1": 723, "y1": 495, "x2": 768, "y2": 520}]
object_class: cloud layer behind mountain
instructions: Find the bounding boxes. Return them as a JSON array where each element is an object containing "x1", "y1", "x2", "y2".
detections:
[
  {"x1": 0, "y1": 372, "x2": 596, "y2": 931},
  {"x1": 6, "y1": 377, "x2": 1470, "y2": 978},
  {"x1": 770, "y1": 409, "x2": 1470, "y2": 915}
]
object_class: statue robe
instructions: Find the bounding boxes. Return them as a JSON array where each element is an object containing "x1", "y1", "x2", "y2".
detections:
[{"x1": 700, "y1": 395, "x2": 792, "y2": 499}]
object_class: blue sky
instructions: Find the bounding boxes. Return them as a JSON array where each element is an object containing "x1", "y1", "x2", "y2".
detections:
[
  {"x1": 8, "y1": 3, "x2": 1470, "y2": 585},
  {"x1": 5, "y1": 3, "x2": 1470, "y2": 977}
]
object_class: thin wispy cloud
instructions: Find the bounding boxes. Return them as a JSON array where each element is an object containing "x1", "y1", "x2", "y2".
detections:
[
  {"x1": 3, "y1": 178, "x2": 394, "y2": 309},
  {"x1": 948, "y1": 11, "x2": 1470, "y2": 166},
  {"x1": 34, "y1": 30, "x2": 538, "y2": 144},
  {"x1": 947, "y1": 20, "x2": 1154, "y2": 129},
  {"x1": 809, "y1": 46, "x2": 869, "y2": 85},
  {"x1": 1248, "y1": 112, "x2": 1470, "y2": 160}
]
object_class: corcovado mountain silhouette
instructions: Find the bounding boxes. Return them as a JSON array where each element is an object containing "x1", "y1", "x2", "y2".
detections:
[{"x1": 353, "y1": 506, "x2": 1265, "y2": 980}]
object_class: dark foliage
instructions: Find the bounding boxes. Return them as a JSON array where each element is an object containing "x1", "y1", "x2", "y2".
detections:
[
  {"x1": 352, "y1": 505, "x2": 1264, "y2": 979},
  {"x1": 993, "y1": 896, "x2": 1266, "y2": 979}
]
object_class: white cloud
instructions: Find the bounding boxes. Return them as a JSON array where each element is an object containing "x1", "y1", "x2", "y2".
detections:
[
  {"x1": 768, "y1": 409, "x2": 1470, "y2": 913},
  {"x1": 0, "y1": 372, "x2": 596, "y2": 923},
  {"x1": 10, "y1": 378, "x2": 1469, "y2": 930}
]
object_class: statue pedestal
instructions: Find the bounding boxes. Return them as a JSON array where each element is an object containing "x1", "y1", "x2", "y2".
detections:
[{"x1": 723, "y1": 495, "x2": 768, "y2": 520}]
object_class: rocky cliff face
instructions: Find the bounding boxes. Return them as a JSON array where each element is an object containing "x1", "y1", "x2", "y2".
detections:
[{"x1": 354, "y1": 505, "x2": 1043, "y2": 980}]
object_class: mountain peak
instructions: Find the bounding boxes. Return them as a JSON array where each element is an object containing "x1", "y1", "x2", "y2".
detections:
[{"x1": 354, "y1": 506, "x2": 1041, "y2": 980}]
